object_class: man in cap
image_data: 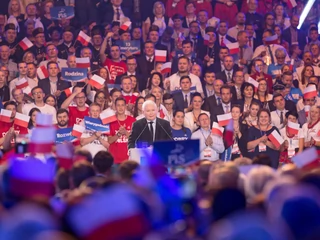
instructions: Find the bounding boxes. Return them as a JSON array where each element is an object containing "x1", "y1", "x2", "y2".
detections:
[
  {"x1": 30, "y1": 27, "x2": 46, "y2": 63},
  {"x1": 57, "y1": 26, "x2": 75, "y2": 60}
]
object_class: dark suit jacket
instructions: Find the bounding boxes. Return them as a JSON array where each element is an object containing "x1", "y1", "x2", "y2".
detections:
[
  {"x1": 298, "y1": 109, "x2": 307, "y2": 126},
  {"x1": 202, "y1": 95, "x2": 227, "y2": 125},
  {"x1": 173, "y1": 92, "x2": 194, "y2": 111},
  {"x1": 282, "y1": 27, "x2": 306, "y2": 50},
  {"x1": 215, "y1": 66, "x2": 239, "y2": 84},
  {"x1": 38, "y1": 77, "x2": 71, "y2": 108},
  {"x1": 115, "y1": 72, "x2": 144, "y2": 91},
  {"x1": 136, "y1": 55, "x2": 154, "y2": 91},
  {"x1": 102, "y1": 4, "x2": 132, "y2": 24},
  {"x1": 268, "y1": 99, "x2": 296, "y2": 112},
  {"x1": 128, "y1": 117, "x2": 172, "y2": 149}
]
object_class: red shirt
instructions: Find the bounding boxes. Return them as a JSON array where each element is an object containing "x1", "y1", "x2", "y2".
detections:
[
  {"x1": 68, "y1": 106, "x2": 89, "y2": 127},
  {"x1": 0, "y1": 121, "x2": 28, "y2": 145},
  {"x1": 250, "y1": 73, "x2": 273, "y2": 93},
  {"x1": 123, "y1": 94, "x2": 138, "y2": 105},
  {"x1": 109, "y1": 116, "x2": 136, "y2": 164},
  {"x1": 103, "y1": 58, "x2": 127, "y2": 84}
]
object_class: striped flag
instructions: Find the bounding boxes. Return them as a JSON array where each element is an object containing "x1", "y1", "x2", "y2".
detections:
[
  {"x1": 224, "y1": 119, "x2": 234, "y2": 147},
  {"x1": 64, "y1": 86, "x2": 73, "y2": 97},
  {"x1": 268, "y1": 130, "x2": 284, "y2": 148},
  {"x1": 14, "y1": 112, "x2": 30, "y2": 128},
  {"x1": 247, "y1": 77, "x2": 259, "y2": 89},
  {"x1": 226, "y1": 42, "x2": 239, "y2": 54},
  {"x1": 303, "y1": 85, "x2": 317, "y2": 99},
  {"x1": 100, "y1": 111, "x2": 117, "y2": 125},
  {"x1": 0, "y1": 109, "x2": 12, "y2": 123},
  {"x1": 155, "y1": 50, "x2": 167, "y2": 62},
  {"x1": 15, "y1": 78, "x2": 29, "y2": 89},
  {"x1": 37, "y1": 65, "x2": 49, "y2": 79},
  {"x1": 287, "y1": 0, "x2": 297, "y2": 9},
  {"x1": 292, "y1": 147, "x2": 319, "y2": 170},
  {"x1": 211, "y1": 122, "x2": 224, "y2": 137},
  {"x1": 217, "y1": 113, "x2": 232, "y2": 127},
  {"x1": 287, "y1": 121, "x2": 299, "y2": 135},
  {"x1": 76, "y1": 31, "x2": 91, "y2": 46},
  {"x1": 72, "y1": 124, "x2": 85, "y2": 138},
  {"x1": 56, "y1": 143, "x2": 74, "y2": 170},
  {"x1": 76, "y1": 57, "x2": 90, "y2": 68},
  {"x1": 289, "y1": 59, "x2": 294, "y2": 71},
  {"x1": 18, "y1": 37, "x2": 33, "y2": 50},
  {"x1": 120, "y1": 21, "x2": 132, "y2": 31},
  {"x1": 89, "y1": 74, "x2": 105, "y2": 89},
  {"x1": 28, "y1": 127, "x2": 56, "y2": 153},
  {"x1": 305, "y1": 105, "x2": 310, "y2": 117},
  {"x1": 203, "y1": 34, "x2": 210, "y2": 45},
  {"x1": 160, "y1": 62, "x2": 172, "y2": 74},
  {"x1": 265, "y1": 35, "x2": 278, "y2": 45}
]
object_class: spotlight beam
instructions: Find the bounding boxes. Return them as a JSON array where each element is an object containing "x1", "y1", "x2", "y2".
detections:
[{"x1": 298, "y1": 0, "x2": 316, "y2": 29}]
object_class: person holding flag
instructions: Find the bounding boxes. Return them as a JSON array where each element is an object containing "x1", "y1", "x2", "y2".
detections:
[
  {"x1": 108, "y1": 97, "x2": 136, "y2": 165},
  {"x1": 248, "y1": 58, "x2": 273, "y2": 93},
  {"x1": 279, "y1": 111, "x2": 304, "y2": 164}
]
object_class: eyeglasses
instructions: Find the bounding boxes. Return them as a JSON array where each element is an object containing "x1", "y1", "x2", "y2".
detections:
[{"x1": 32, "y1": 92, "x2": 43, "y2": 95}]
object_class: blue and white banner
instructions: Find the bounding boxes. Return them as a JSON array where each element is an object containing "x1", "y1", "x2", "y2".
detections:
[
  {"x1": 171, "y1": 86, "x2": 196, "y2": 94},
  {"x1": 153, "y1": 139, "x2": 200, "y2": 166},
  {"x1": 50, "y1": 6, "x2": 75, "y2": 20},
  {"x1": 107, "y1": 84, "x2": 121, "y2": 92},
  {"x1": 56, "y1": 128, "x2": 77, "y2": 143},
  {"x1": 84, "y1": 117, "x2": 110, "y2": 134},
  {"x1": 61, "y1": 68, "x2": 87, "y2": 82},
  {"x1": 116, "y1": 40, "x2": 141, "y2": 55}
]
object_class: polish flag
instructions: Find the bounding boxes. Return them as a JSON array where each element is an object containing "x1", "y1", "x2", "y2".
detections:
[
  {"x1": 226, "y1": 42, "x2": 239, "y2": 54},
  {"x1": 100, "y1": 111, "x2": 117, "y2": 125},
  {"x1": 265, "y1": 35, "x2": 278, "y2": 45},
  {"x1": 211, "y1": 122, "x2": 224, "y2": 137},
  {"x1": 292, "y1": 147, "x2": 320, "y2": 170},
  {"x1": 289, "y1": 59, "x2": 294, "y2": 71},
  {"x1": 159, "y1": 109, "x2": 165, "y2": 119},
  {"x1": 0, "y1": 109, "x2": 12, "y2": 123},
  {"x1": 37, "y1": 65, "x2": 49, "y2": 79},
  {"x1": 18, "y1": 37, "x2": 33, "y2": 50},
  {"x1": 89, "y1": 74, "x2": 105, "y2": 89},
  {"x1": 76, "y1": 31, "x2": 91, "y2": 46},
  {"x1": 23, "y1": 86, "x2": 32, "y2": 96},
  {"x1": 76, "y1": 57, "x2": 90, "y2": 68},
  {"x1": 72, "y1": 124, "x2": 85, "y2": 138},
  {"x1": 36, "y1": 113, "x2": 53, "y2": 127},
  {"x1": 120, "y1": 21, "x2": 132, "y2": 31},
  {"x1": 155, "y1": 50, "x2": 167, "y2": 62},
  {"x1": 303, "y1": 85, "x2": 317, "y2": 99},
  {"x1": 56, "y1": 143, "x2": 74, "y2": 170},
  {"x1": 287, "y1": 121, "x2": 299, "y2": 135},
  {"x1": 66, "y1": 184, "x2": 150, "y2": 240},
  {"x1": 287, "y1": 0, "x2": 297, "y2": 9},
  {"x1": 268, "y1": 130, "x2": 284, "y2": 148},
  {"x1": 64, "y1": 87, "x2": 73, "y2": 97},
  {"x1": 14, "y1": 112, "x2": 30, "y2": 128},
  {"x1": 160, "y1": 62, "x2": 172, "y2": 74},
  {"x1": 305, "y1": 105, "x2": 310, "y2": 117},
  {"x1": 217, "y1": 112, "x2": 232, "y2": 127},
  {"x1": 224, "y1": 119, "x2": 234, "y2": 147},
  {"x1": 248, "y1": 77, "x2": 259, "y2": 90},
  {"x1": 28, "y1": 127, "x2": 56, "y2": 153},
  {"x1": 15, "y1": 78, "x2": 29, "y2": 89},
  {"x1": 9, "y1": 158, "x2": 55, "y2": 198},
  {"x1": 203, "y1": 34, "x2": 210, "y2": 45}
]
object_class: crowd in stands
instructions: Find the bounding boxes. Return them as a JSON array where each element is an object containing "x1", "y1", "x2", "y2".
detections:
[{"x1": 0, "y1": 0, "x2": 319, "y2": 239}]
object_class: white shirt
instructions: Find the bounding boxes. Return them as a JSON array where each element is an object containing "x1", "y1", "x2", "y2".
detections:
[
  {"x1": 184, "y1": 110, "x2": 210, "y2": 133},
  {"x1": 280, "y1": 127, "x2": 303, "y2": 150},
  {"x1": 227, "y1": 25, "x2": 245, "y2": 40},
  {"x1": 22, "y1": 103, "x2": 57, "y2": 124},
  {"x1": 271, "y1": 109, "x2": 288, "y2": 130},
  {"x1": 113, "y1": 5, "x2": 125, "y2": 22},
  {"x1": 9, "y1": 76, "x2": 38, "y2": 99},
  {"x1": 252, "y1": 44, "x2": 290, "y2": 66},
  {"x1": 296, "y1": 97, "x2": 320, "y2": 112},
  {"x1": 302, "y1": 121, "x2": 320, "y2": 142},
  {"x1": 191, "y1": 128, "x2": 225, "y2": 161},
  {"x1": 39, "y1": 58, "x2": 68, "y2": 70},
  {"x1": 169, "y1": 73, "x2": 203, "y2": 93},
  {"x1": 80, "y1": 130, "x2": 108, "y2": 157},
  {"x1": 218, "y1": 34, "x2": 231, "y2": 45},
  {"x1": 222, "y1": 103, "x2": 231, "y2": 113},
  {"x1": 296, "y1": 65, "x2": 320, "y2": 92}
]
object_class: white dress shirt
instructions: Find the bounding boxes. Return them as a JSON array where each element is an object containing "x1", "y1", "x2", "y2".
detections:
[
  {"x1": 184, "y1": 110, "x2": 210, "y2": 133},
  {"x1": 191, "y1": 128, "x2": 225, "y2": 161},
  {"x1": 222, "y1": 103, "x2": 231, "y2": 113},
  {"x1": 271, "y1": 109, "x2": 288, "y2": 130},
  {"x1": 302, "y1": 121, "x2": 320, "y2": 142},
  {"x1": 227, "y1": 25, "x2": 245, "y2": 40},
  {"x1": 168, "y1": 73, "x2": 203, "y2": 94}
]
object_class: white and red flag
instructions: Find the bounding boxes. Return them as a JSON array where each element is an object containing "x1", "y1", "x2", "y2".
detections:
[
  {"x1": 289, "y1": 59, "x2": 294, "y2": 71},
  {"x1": 120, "y1": 21, "x2": 132, "y2": 31},
  {"x1": 64, "y1": 86, "x2": 73, "y2": 97},
  {"x1": 217, "y1": 113, "x2": 232, "y2": 127},
  {"x1": 268, "y1": 130, "x2": 284, "y2": 148},
  {"x1": 89, "y1": 74, "x2": 105, "y2": 89},
  {"x1": 100, "y1": 111, "x2": 117, "y2": 125},
  {"x1": 76, "y1": 57, "x2": 90, "y2": 68},
  {"x1": 224, "y1": 119, "x2": 234, "y2": 147},
  {"x1": 76, "y1": 31, "x2": 91, "y2": 46},
  {"x1": 37, "y1": 65, "x2": 49, "y2": 79},
  {"x1": 304, "y1": 105, "x2": 310, "y2": 117},
  {"x1": 287, "y1": 0, "x2": 297, "y2": 9},
  {"x1": 211, "y1": 122, "x2": 224, "y2": 137},
  {"x1": 15, "y1": 78, "x2": 29, "y2": 89},
  {"x1": 203, "y1": 34, "x2": 210, "y2": 45},
  {"x1": 265, "y1": 35, "x2": 278, "y2": 45},
  {"x1": 14, "y1": 112, "x2": 30, "y2": 128},
  {"x1": 226, "y1": 42, "x2": 239, "y2": 54},
  {"x1": 155, "y1": 50, "x2": 167, "y2": 62},
  {"x1": 0, "y1": 109, "x2": 12, "y2": 123},
  {"x1": 287, "y1": 121, "x2": 299, "y2": 135},
  {"x1": 18, "y1": 37, "x2": 33, "y2": 50},
  {"x1": 56, "y1": 143, "x2": 74, "y2": 170},
  {"x1": 248, "y1": 77, "x2": 259, "y2": 90},
  {"x1": 303, "y1": 85, "x2": 317, "y2": 99},
  {"x1": 292, "y1": 147, "x2": 319, "y2": 170},
  {"x1": 36, "y1": 113, "x2": 53, "y2": 127},
  {"x1": 160, "y1": 62, "x2": 172, "y2": 75},
  {"x1": 72, "y1": 124, "x2": 85, "y2": 138},
  {"x1": 28, "y1": 127, "x2": 56, "y2": 153}
]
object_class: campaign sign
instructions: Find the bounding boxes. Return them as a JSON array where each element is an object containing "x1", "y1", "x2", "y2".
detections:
[
  {"x1": 56, "y1": 128, "x2": 76, "y2": 143},
  {"x1": 107, "y1": 84, "x2": 121, "y2": 92},
  {"x1": 50, "y1": 6, "x2": 75, "y2": 20},
  {"x1": 84, "y1": 117, "x2": 110, "y2": 134},
  {"x1": 175, "y1": 50, "x2": 195, "y2": 58},
  {"x1": 171, "y1": 86, "x2": 196, "y2": 94},
  {"x1": 153, "y1": 139, "x2": 200, "y2": 166},
  {"x1": 116, "y1": 40, "x2": 141, "y2": 55},
  {"x1": 61, "y1": 68, "x2": 87, "y2": 82}
]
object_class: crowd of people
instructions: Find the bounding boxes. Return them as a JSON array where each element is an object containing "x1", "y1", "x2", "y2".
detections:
[{"x1": 0, "y1": 0, "x2": 319, "y2": 239}]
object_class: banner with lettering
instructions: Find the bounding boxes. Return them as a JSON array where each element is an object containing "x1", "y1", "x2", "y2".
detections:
[
  {"x1": 50, "y1": 6, "x2": 75, "y2": 20},
  {"x1": 116, "y1": 40, "x2": 141, "y2": 55},
  {"x1": 84, "y1": 117, "x2": 110, "y2": 134},
  {"x1": 61, "y1": 68, "x2": 87, "y2": 82},
  {"x1": 56, "y1": 128, "x2": 77, "y2": 143}
]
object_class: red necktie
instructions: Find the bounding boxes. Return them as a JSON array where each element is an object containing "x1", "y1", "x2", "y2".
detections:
[{"x1": 221, "y1": 37, "x2": 225, "y2": 46}]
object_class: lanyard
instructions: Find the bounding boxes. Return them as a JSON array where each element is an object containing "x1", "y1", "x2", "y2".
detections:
[{"x1": 200, "y1": 129, "x2": 210, "y2": 145}]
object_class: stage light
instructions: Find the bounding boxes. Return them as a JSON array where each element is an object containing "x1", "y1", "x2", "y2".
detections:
[{"x1": 297, "y1": 0, "x2": 316, "y2": 29}]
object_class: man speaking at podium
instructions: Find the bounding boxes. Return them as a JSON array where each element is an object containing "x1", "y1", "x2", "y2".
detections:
[{"x1": 128, "y1": 100, "x2": 172, "y2": 149}]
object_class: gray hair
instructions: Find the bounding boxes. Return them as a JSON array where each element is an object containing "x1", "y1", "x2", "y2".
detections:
[
  {"x1": 153, "y1": 1, "x2": 165, "y2": 16},
  {"x1": 275, "y1": 48, "x2": 287, "y2": 57},
  {"x1": 142, "y1": 100, "x2": 157, "y2": 112}
]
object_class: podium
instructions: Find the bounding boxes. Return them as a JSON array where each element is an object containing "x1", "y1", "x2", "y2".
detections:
[{"x1": 129, "y1": 147, "x2": 153, "y2": 164}]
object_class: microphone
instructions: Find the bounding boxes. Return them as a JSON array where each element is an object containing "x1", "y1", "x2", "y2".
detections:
[
  {"x1": 134, "y1": 122, "x2": 149, "y2": 148},
  {"x1": 158, "y1": 120, "x2": 173, "y2": 141}
]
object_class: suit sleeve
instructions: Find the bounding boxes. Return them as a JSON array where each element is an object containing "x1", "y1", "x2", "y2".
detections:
[{"x1": 128, "y1": 121, "x2": 139, "y2": 149}]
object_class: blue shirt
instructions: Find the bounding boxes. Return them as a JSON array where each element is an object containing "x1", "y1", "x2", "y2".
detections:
[
  {"x1": 285, "y1": 87, "x2": 303, "y2": 103},
  {"x1": 171, "y1": 127, "x2": 191, "y2": 141}
]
